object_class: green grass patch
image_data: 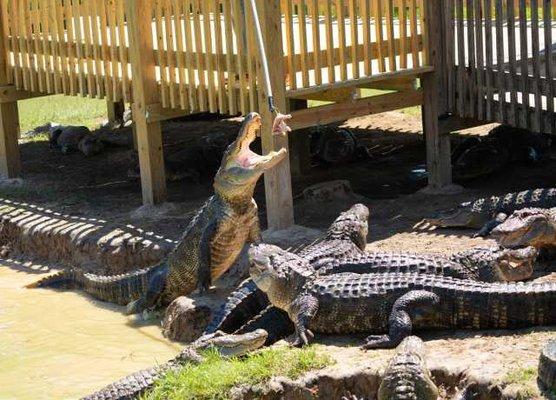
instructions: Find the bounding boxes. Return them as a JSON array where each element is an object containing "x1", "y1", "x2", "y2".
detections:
[
  {"x1": 18, "y1": 95, "x2": 107, "y2": 135},
  {"x1": 503, "y1": 367, "x2": 538, "y2": 400},
  {"x1": 143, "y1": 346, "x2": 332, "y2": 400}
]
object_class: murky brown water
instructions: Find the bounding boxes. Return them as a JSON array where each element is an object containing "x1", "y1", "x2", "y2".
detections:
[{"x1": 0, "y1": 264, "x2": 182, "y2": 400}]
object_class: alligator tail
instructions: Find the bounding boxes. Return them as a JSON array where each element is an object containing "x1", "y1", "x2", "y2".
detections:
[{"x1": 26, "y1": 263, "x2": 166, "y2": 306}]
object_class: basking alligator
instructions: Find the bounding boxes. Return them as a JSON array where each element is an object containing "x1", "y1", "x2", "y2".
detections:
[
  {"x1": 248, "y1": 244, "x2": 556, "y2": 349},
  {"x1": 490, "y1": 207, "x2": 556, "y2": 251},
  {"x1": 82, "y1": 329, "x2": 268, "y2": 400},
  {"x1": 425, "y1": 188, "x2": 556, "y2": 237},
  {"x1": 378, "y1": 336, "x2": 439, "y2": 400},
  {"x1": 30, "y1": 113, "x2": 289, "y2": 314},
  {"x1": 208, "y1": 241, "x2": 537, "y2": 339}
]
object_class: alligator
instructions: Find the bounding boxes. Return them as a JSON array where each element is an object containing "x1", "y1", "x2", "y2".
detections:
[
  {"x1": 378, "y1": 336, "x2": 439, "y2": 400},
  {"x1": 425, "y1": 188, "x2": 556, "y2": 237},
  {"x1": 490, "y1": 207, "x2": 556, "y2": 251},
  {"x1": 49, "y1": 125, "x2": 105, "y2": 156},
  {"x1": 248, "y1": 244, "x2": 556, "y2": 349},
  {"x1": 29, "y1": 113, "x2": 289, "y2": 314},
  {"x1": 204, "y1": 203, "x2": 369, "y2": 336},
  {"x1": 208, "y1": 242, "x2": 538, "y2": 341},
  {"x1": 82, "y1": 329, "x2": 268, "y2": 400},
  {"x1": 539, "y1": 339, "x2": 556, "y2": 392}
]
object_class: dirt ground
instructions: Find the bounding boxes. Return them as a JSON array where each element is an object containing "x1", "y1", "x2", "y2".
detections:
[{"x1": 9, "y1": 110, "x2": 556, "y2": 398}]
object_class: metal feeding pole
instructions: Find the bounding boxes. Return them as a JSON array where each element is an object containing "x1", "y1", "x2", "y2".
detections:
[{"x1": 248, "y1": 0, "x2": 278, "y2": 115}]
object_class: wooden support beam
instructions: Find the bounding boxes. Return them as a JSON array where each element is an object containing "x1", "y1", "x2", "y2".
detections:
[
  {"x1": 0, "y1": 85, "x2": 47, "y2": 103},
  {"x1": 0, "y1": 6, "x2": 21, "y2": 178},
  {"x1": 0, "y1": 102, "x2": 21, "y2": 178},
  {"x1": 125, "y1": 0, "x2": 166, "y2": 205},
  {"x1": 421, "y1": 0, "x2": 452, "y2": 189},
  {"x1": 289, "y1": 90, "x2": 423, "y2": 131},
  {"x1": 106, "y1": 100, "x2": 125, "y2": 124},
  {"x1": 256, "y1": 0, "x2": 294, "y2": 230}
]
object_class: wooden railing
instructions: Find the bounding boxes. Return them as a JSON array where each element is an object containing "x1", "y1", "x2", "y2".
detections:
[
  {"x1": 282, "y1": 0, "x2": 427, "y2": 91},
  {"x1": 448, "y1": 0, "x2": 555, "y2": 134}
]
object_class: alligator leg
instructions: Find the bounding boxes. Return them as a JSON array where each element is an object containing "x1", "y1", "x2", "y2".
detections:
[
  {"x1": 290, "y1": 294, "x2": 319, "y2": 347},
  {"x1": 126, "y1": 265, "x2": 169, "y2": 315},
  {"x1": 474, "y1": 213, "x2": 508, "y2": 237},
  {"x1": 234, "y1": 305, "x2": 294, "y2": 345},
  {"x1": 363, "y1": 291, "x2": 440, "y2": 349}
]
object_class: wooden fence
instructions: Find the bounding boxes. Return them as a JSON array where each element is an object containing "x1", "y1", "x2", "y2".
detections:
[
  {"x1": 448, "y1": 0, "x2": 555, "y2": 134},
  {"x1": 0, "y1": 0, "x2": 446, "y2": 229}
]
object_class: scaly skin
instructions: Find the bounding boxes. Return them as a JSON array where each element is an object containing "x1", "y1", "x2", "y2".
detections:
[
  {"x1": 204, "y1": 204, "x2": 369, "y2": 336},
  {"x1": 82, "y1": 330, "x2": 268, "y2": 400},
  {"x1": 490, "y1": 207, "x2": 556, "y2": 251},
  {"x1": 378, "y1": 336, "x2": 439, "y2": 400},
  {"x1": 249, "y1": 244, "x2": 556, "y2": 349},
  {"x1": 208, "y1": 241, "x2": 537, "y2": 339},
  {"x1": 29, "y1": 113, "x2": 288, "y2": 314},
  {"x1": 539, "y1": 339, "x2": 556, "y2": 391},
  {"x1": 425, "y1": 188, "x2": 556, "y2": 236}
]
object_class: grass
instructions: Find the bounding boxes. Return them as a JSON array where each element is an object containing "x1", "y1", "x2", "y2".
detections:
[
  {"x1": 143, "y1": 346, "x2": 332, "y2": 400},
  {"x1": 18, "y1": 95, "x2": 107, "y2": 135},
  {"x1": 503, "y1": 367, "x2": 539, "y2": 400}
]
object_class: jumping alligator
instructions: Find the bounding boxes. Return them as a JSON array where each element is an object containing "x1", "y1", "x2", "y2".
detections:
[
  {"x1": 378, "y1": 336, "x2": 439, "y2": 400},
  {"x1": 82, "y1": 329, "x2": 268, "y2": 400},
  {"x1": 539, "y1": 339, "x2": 556, "y2": 392},
  {"x1": 248, "y1": 244, "x2": 556, "y2": 349},
  {"x1": 490, "y1": 207, "x2": 556, "y2": 251},
  {"x1": 425, "y1": 188, "x2": 556, "y2": 237},
  {"x1": 209, "y1": 240, "x2": 537, "y2": 341},
  {"x1": 30, "y1": 113, "x2": 289, "y2": 314}
]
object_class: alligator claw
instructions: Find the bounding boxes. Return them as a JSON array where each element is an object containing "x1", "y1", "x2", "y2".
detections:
[{"x1": 362, "y1": 335, "x2": 394, "y2": 349}]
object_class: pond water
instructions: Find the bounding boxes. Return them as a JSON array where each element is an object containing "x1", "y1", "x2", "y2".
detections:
[{"x1": 0, "y1": 264, "x2": 182, "y2": 399}]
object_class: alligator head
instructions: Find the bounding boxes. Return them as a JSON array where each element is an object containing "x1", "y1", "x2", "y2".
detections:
[
  {"x1": 490, "y1": 208, "x2": 556, "y2": 249},
  {"x1": 249, "y1": 244, "x2": 314, "y2": 309},
  {"x1": 425, "y1": 201, "x2": 489, "y2": 229},
  {"x1": 191, "y1": 329, "x2": 268, "y2": 358},
  {"x1": 326, "y1": 203, "x2": 369, "y2": 251},
  {"x1": 466, "y1": 246, "x2": 538, "y2": 282},
  {"x1": 214, "y1": 112, "x2": 288, "y2": 203}
]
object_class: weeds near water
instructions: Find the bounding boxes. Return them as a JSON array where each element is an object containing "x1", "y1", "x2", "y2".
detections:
[{"x1": 143, "y1": 346, "x2": 332, "y2": 400}]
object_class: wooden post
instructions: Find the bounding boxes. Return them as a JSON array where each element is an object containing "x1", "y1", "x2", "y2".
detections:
[
  {"x1": 255, "y1": 0, "x2": 295, "y2": 229},
  {"x1": 125, "y1": 0, "x2": 166, "y2": 205},
  {"x1": 421, "y1": 0, "x2": 452, "y2": 189},
  {"x1": 0, "y1": 5, "x2": 21, "y2": 178},
  {"x1": 106, "y1": 100, "x2": 125, "y2": 124}
]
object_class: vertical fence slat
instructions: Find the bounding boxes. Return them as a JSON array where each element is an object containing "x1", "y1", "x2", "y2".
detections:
[
  {"x1": 474, "y1": 0, "x2": 484, "y2": 119},
  {"x1": 495, "y1": 0, "x2": 506, "y2": 122},
  {"x1": 385, "y1": 0, "x2": 396, "y2": 71},
  {"x1": 65, "y1": 0, "x2": 77, "y2": 95},
  {"x1": 283, "y1": 0, "x2": 297, "y2": 89},
  {"x1": 409, "y1": 0, "x2": 418, "y2": 67},
  {"x1": 324, "y1": 0, "x2": 335, "y2": 82},
  {"x1": 91, "y1": 0, "x2": 103, "y2": 97},
  {"x1": 116, "y1": 0, "x2": 129, "y2": 102},
  {"x1": 542, "y1": 0, "x2": 554, "y2": 133},
  {"x1": 172, "y1": 0, "x2": 186, "y2": 110},
  {"x1": 531, "y1": 0, "x2": 541, "y2": 131},
  {"x1": 349, "y1": 0, "x2": 359, "y2": 78},
  {"x1": 337, "y1": 0, "x2": 348, "y2": 80},
  {"x1": 465, "y1": 0, "x2": 476, "y2": 117},
  {"x1": 373, "y1": 0, "x2": 385, "y2": 72},
  {"x1": 362, "y1": 0, "x2": 371, "y2": 75},
  {"x1": 222, "y1": 0, "x2": 236, "y2": 113},
  {"x1": 456, "y1": 0, "x2": 464, "y2": 115},
  {"x1": 184, "y1": 0, "x2": 199, "y2": 110},
  {"x1": 213, "y1": 0, "x2": 227, "y2": 113},
  {"x1": 506, "y1": 0, "x2": 518, "y2": 125},
  {"x1": 484, "y1": 0, "x2": 493, "y2": 119},
  {"x1": 31, "y1": 0, "x2": 45, "y2": 92},
  {"x1": 231, "y1": 0, "x2": 248, "y2": 113},
  {"x1": 154, "y1": 0, "x2": 167, "y2": 107},
  {"x1": 24, "y1": 0, "x2": 38, "y2": 91},
  {"x1": 245, "y1": 0, "x2": 258, "y2": 111},
  {"x1": 192, "y1": 0, "x2": 207, "y2": 111},
  {"x1": 517, "y1": 0, "x2": 528, "y2": 127},
  {"x1": 201, "y1": 0, "x2": 217, "y2": 112},
  {"x1": 10, "y1": 0, "x2": 22, "y2": 88},
  {"x1": 310, "y1": 0, "x2": 322, "y2": 84},
  {"x1": 98, "y1": 0, "x2": 112, "y2": 99},
  {"x1": 298, "y1": 0, "x2": 310, "y2": 86},
  {"x1": 18, "y1": 0, "x2": 31, "y2": 90},
  {"x1": 399, "y1": 0, "x2": 408, "y2": 69},
  {"x1": 164, "y1": 0, "x2": 177, "y2": 108}
]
